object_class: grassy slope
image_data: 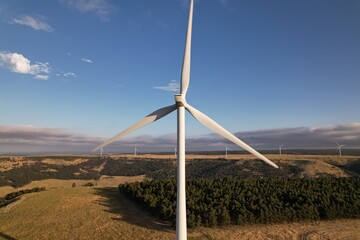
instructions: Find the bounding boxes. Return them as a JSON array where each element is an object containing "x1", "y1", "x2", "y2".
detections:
[
  {"x1": 0, "y1": 175, "x2": 145, "y2": 197},
  {"x1": 1, "y1": 181, "x2": 360, "y2": 239},
  {"x1": 0, "y1": 186, "x2": 175, "y2": 240}
]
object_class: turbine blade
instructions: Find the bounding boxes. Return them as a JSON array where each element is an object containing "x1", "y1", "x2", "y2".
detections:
[
  {"x1": 180, "y1": 0, "x2": 194, "y2": 97},
  {"x1": 185, "y1": 103, "x2": 279, "y2": 168},
  {"x1": 93, "y1": 104, "x2": 177, "y2": 152}
]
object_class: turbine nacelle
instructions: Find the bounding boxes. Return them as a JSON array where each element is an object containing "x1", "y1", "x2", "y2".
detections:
[{"x1": 175, "y1": 94, "x2": 186, "y2": 107}]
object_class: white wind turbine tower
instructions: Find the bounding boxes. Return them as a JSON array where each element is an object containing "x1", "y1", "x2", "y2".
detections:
[
  {"x1": 225, "y1": 146, "x2": 230, "y2": 159},
  {"x1": 134, "y1": 147, "x2": 137, "y2": 156},
  {"x1": 93, "y1": 1, "x2": 278, "y2": 239},
  {"x1": 279, "y1": 144, "x2": 283, "y2": 155},
  {"x1": 100, "y1": 147, "x2": 103, "y2": 157},
  {"x1": 335, "y1": 141, "x2": 345, "y2": 156}
]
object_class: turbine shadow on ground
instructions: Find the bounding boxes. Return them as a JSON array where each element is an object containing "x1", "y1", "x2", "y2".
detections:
[
  {"x1": 0, "y1": 232, "x2": 17, "y2": 240},
  {"x1": 93, "y1": 187, "x2": 173, "y2": 232}
]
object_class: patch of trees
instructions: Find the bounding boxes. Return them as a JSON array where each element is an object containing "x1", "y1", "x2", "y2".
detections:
[
  {"x1": 0, "y1": 187, "x2": 46, "y2": 208},
  {"x1": 335, "y1": 160, "x2": 360, "y2": 176},
  {"x1": 0, "y1": 158, "x2": 103, "y2": 187},
  {"x1": 185, "y1": 159, "x2": 296, "y2": 179},
  {"x1": 100, "y1": 158, "x2": 175, "y2": 179},
  {"x1": 101, "y1": 158, "x2": 297, "y2": 180},
  {"x1": 82, "y1": 182, "x2": 97, "y2": 187},
  {"x1": 119, "y1": 177, "x2": 360, "y2": 228}
]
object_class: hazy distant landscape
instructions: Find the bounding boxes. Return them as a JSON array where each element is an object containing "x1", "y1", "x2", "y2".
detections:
[
  {"x1": 1, "y1": 152, "x2": 360, "y2": 188},
  {"x1": 1, "y1": 153, "x2": 360, "y2": 239}
]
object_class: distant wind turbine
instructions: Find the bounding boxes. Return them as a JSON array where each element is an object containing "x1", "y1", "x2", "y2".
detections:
[
  {"x1": 279, "y1": 144, "x2": 283, "y2": 155},
  {"x1": 225, "y1": 146, "x2": 230, "y2": 159},
  {"x1": 100, "y1": 147, "x2": 103, "y2": 157},
  {"x1": 134, "y1": 147, "x2": 137, "y2": 156},
  {"x1": 335, "y1": 141, "x2": 345, "y2": 156},
  {"x1": 93, "y1": 1, "x2": 278, "y2": 239}
]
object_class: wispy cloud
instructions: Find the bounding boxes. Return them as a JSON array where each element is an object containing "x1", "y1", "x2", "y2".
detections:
[
  {"x1": 1, "y1": 123, "x2": 359, "y2": 154},
  {"x1": 63, "y1": 72, "x2": 77, "y2": 77},
  {"x1": 34, "y1": 75, "x2": 49, "y2": 80},
  {"x1": 81, "y1": 57, "x2": 93, "y2": 63},
  {"x1": 60, "y1": 0, "x2": 115, "y2": 20},
  {"x1": 0, "y1": 51, "x2": 51, "y2": 80},
  {"x1": 153, "y1": 80, "x2": 180, "y2": 92},
  {"x1": 11, "y1": 15, "x2": 53, "y2": 32}
]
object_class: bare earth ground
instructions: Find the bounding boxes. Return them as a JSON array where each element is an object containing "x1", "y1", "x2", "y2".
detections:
[{"x1": 1, "y1": 154, "x2": 360, "y2": 239}]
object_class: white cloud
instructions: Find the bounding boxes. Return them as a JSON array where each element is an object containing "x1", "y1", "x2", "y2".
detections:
[
  {"x1": 60, "y1": 0, "x2": 114, "y2": 20},
  {"x1": 11, "y1": 15, "x2": 53, "y2": 32},
  {"x1": 81, "y1": 57, "x2": 93, "y2": 63},
  {"x1": 64, "y1": 72, "x2": 77, "y2": 77},
  {"x1": 30, "y1": 62, "x2": 50, "y2": 75},
  {"x1": 0, "y1": 52, "x2": 31, "y2": 73},
  {"x1": 153, "y1": 80, "x2": 180, "y2": 92},
  {"x1": 34, "y1": 75, "x2": 49, "y2": 80},
  {"x1": 0, "y1": 52, "x2": 51, "y2": 80}
]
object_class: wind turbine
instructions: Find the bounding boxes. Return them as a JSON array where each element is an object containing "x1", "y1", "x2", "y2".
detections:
[
  {"x1": 279, "y1": 144, "x2": 283, "y2": 155},
  {"x1": 134, "y1": 147, "x2": 137, "y2": 156},
  {"x1": 100, "y1": 147, "x2": 103, "y2": 157},
  {"x1": 93, "y1": 1, "x2": 278, "y2": 239},
  {"x1": 225, "y1": 146, "x2": 230, "y2": 159},
  {"x1": 335, "y1": 141, "x2": 345, "y2": 156}
]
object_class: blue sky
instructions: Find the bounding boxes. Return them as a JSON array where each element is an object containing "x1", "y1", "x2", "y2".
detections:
[{"x1": 0, "y1": 0, "x2": 360, "y2": 153}]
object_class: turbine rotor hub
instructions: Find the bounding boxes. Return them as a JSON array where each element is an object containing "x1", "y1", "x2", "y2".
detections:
[{"x1": 174, "y1": 94, "x2": 186, "y2": 107}]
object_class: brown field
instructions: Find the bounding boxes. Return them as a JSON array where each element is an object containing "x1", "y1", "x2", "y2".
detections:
[
  {"x1": 41, "y1": 158, "x2": 89, "y2": 166},
  {"x1": 0, "y1": 175, "x2": 145, "y2": 197},
  {"x1": 0, "y1": 156, "x2": 35, "y2": 172},
  {"x1": 1, "y1": 179, "x2": 360, "y2": 240},
  {"x1": 1, "y1": 154, "x2": 360, "y2": 239}
]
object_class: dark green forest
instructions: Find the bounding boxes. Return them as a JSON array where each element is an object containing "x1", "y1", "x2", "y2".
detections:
[{"x1": 119, "y1": 177, "x2": 360, "y2": 228}]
